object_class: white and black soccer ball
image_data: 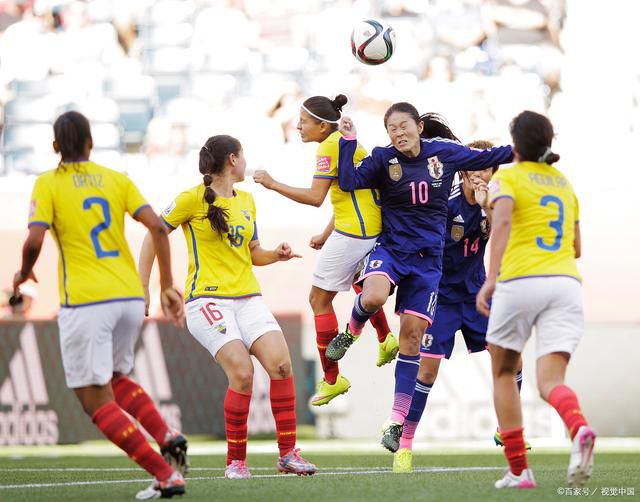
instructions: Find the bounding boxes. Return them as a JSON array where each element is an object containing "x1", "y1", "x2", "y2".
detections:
[{"x1": 351, "y1": 19, "x2": 396, "y2": 66}]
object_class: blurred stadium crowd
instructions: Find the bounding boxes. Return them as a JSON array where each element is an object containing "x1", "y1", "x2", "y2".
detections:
[{"x1": 0, "y1": 0, "x2": 568, "y2": 178}]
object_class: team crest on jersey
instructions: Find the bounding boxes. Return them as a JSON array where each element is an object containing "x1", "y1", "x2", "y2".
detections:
[
  {"x1": 422, "y1": 332, "x2": 433, "y2": 350},
  {"x1": 427, "y1": 156, "x2": 444, "y2": 180},
  {"x1": 241, "y1": 209, "x2": 251, "y2": 221},
  {"x1": 369, "y1": 259, "x2": 383, "y2": 269},
  {"x1": 451, "y1": 224, "x2": 464, "y2": 242},
  {"x1": 162, "y1": 200, "x2": 176, "y2": 216},
  {"x1": 388, "y1": 164, "x2": 402, "y2": 181}
]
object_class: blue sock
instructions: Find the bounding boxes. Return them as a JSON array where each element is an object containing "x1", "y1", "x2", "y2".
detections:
[
  {"x1": 348, "y1": 293, "x2": 375, "y2": 336},
  {"x1": 516, "y1": 370, "x2": 523, "y2": 393},
  {"x1": 400, "y1": 379, "x2": 432, "y2": 449},
  {"x1": 390, "y1": 353, "x2": 420, "y2": 423}
]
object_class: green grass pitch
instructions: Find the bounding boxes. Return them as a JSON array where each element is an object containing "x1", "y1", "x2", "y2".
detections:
[{"x1": 1, "y1": 447, "x2": 638, "y2": 502}]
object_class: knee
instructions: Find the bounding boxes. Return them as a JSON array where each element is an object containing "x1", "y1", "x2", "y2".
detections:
[
  {"x1": 232, "y1": 367, "x2": 254, "y2": 393},
  {"x1": 419, "y1": 368, "x2": 438, "y2": 385},
  {"x1": 309, "y1": 290, "x2": 329, "y2": 313},
  {"x1": 402, "y1": 326, "x2": 424, "y2": 353},
  {"x1": 275, "y1": 360, "x2": 292, "y2": 379},
  {"x1": 361, "y1": 291, "x2": 385, "y2": 312}
]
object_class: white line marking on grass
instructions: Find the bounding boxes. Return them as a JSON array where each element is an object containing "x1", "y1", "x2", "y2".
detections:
[{"x1": 0, "y1": 466, "x2": 503, "y2": 490}]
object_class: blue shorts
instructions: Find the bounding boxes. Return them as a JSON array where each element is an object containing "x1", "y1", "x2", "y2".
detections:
[
  {"x1": 420, "y1": 301, "x2": 488, "y2": 359},
  {"x1": 358, "y1": 243, "x2": 441, "y2": 323}
]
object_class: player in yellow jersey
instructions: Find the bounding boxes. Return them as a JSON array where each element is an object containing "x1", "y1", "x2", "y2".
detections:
[
  {"x1": 138, "y1": 135, "x2": 316, "y2": 479},
  {"x1": 252, "y1": 94, "x2": 398, "y2": 407},
  {"x1": 476, "y1": 111, "x2": 594, "y2": 490},
  {"x1": 12, "y1": 111, "x2": 186, "y2": 500}
]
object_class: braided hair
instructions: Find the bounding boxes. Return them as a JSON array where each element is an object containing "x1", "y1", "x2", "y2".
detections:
[{"x1": 199, "y1": 135, "x2": 242, "y2": 240}]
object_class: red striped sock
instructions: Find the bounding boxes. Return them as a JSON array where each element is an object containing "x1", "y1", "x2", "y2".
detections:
[
  {"x1": 314, "y1": 313, "x2": 339, "y2": 385},
  {"x1": 270, "y1": 376, "x2": 297, "y2": 456},
  {"x1": 224, "y1": 388, "x2": 251, "y2": 465},
  {"x1": 352, "y1": 283, "x2": 390, "y2": 343},
  {"x1": 548, "y1": 384, "x2": 588, "y2": 440},
  {"x1": 112, "y1": 375, "x2": 169, "y2": 446},
  {"x1": 501, "y1": 427, "x2": 528, "y2": 476},
  {"x1": 92, "y1": 401, "x2": 173, "y2": 481}
]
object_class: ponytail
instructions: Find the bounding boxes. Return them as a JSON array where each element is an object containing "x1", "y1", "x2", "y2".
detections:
[{"x1": 198, "y1": 136, "x2": 242, "y2": 239}]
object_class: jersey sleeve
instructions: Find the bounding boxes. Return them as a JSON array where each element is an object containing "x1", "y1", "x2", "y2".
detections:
[
  {"x1": 488, "y1": 170, "x2": 515, "y2": 206},
  {"x1": 313, "y1": 139, "x2": 338, "y2": 179},
  {"x1": 337, "y1": 138, "x2": 382, "y2": 191},
  {"x1": 28, "y1": 175, "x2": 54, "y2": 229},
  {"x1": 444, "y1": 143, "x2": 514, "y2": 172},
  {"x1": 161, "y1": 190, "x2": 195, "y2": 229},
  {"x1": 124, "y1": 177, "x2": 150, "y2": 219},
  {"x1": 573, "y1": 192, "x2": 580, "y2": 223}
]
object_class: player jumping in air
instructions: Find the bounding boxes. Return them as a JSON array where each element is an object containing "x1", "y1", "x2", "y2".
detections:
[
  {"x1": 253, "y1": 94, "x2": 398, "y2": 407},
  {"x1": 477, "y1": 110, "x2": 595, "y2": 489},
  {"x1": 331, "y1": 102, "x2": 513, "y2": 452},
  {"x1": 13, "y1": 111, "x2": 187, "y2": 500},
  {"x1": 392, "y1": 114, "x2": 527, "y2": 472},
  {"x1": 139, "y1": 135, "x2": 316, "y2": 479}
]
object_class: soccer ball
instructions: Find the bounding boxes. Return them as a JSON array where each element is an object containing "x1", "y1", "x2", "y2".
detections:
[{"x1": 351, "y1": 19, "x2": 396, "y2": 66}]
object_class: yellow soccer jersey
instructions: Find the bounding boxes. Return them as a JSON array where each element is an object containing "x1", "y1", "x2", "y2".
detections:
[
  {"x1": 161, "y1": 186, "x2": 261, "y2": 301},
  {"x1": 489, "y1": 161, "x2": 581, "y2": 282},
  {"x1": 28, "y1": 162, "x2": 148, "y2": 306},
  {"x1": 313, "y1": 130, "x2": 382, "y2": 238}
]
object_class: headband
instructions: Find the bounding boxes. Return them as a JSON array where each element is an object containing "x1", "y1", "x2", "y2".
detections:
[{"x1": 301, "y1": 104, "x2": 340, "y2": 124}]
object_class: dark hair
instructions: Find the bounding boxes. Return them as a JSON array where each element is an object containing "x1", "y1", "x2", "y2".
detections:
[
  {"x1": 510, "y1": 110, "x2": 560, "y2": 164},
  {"x1": 199, "y1": 135, "x2": 242, "y2": 239},
  {"x1": 383, "y1": 102, "x2": 421, "y2": 128},
  {"x1": 419, "y1": 112, "x2": 460, "y2": 142},
  {"x1": 53, "y1": 111, "x2": 92, "y2": 166},
  {"x1": 302, "y1": 94, "x2": 347, "y2": 126},
  {"x1": 467, "y1": 139, "x2": 499, "y2": 174}
]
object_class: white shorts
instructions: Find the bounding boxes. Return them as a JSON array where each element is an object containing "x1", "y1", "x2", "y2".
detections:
[
  {"x1": 57, "y1": 300, "x2": 144, "y2": 389},
  {"x1": 486, "y1": 276, "x2": 584, "y2": 358},
  {"x1": 312, "y1": 231, "x2": 378, "y2": 292},
  {"x1": 186, "y1": 296, "x2": 281, "y2": 359}
]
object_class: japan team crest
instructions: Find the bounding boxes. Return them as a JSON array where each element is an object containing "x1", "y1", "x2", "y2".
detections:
[
  {"x1": 369, "y1": 259, "x2": 383, "y2": 269},
  {"x1": 389, "y1": 164, "x2": 402, "y2": 181},
  {"x1": 427, "y1": 156, "x2": 444, "y2": 180},
  {"x1": 451, "y1": 224, "x2": 464, "y2": 242},
  {"x1": 422, "y1": 332, "x2": 433, "y2": 350}
]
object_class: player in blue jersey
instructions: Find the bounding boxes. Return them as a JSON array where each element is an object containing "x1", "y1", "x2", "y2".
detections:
[{"x1": 327, "y1": 102, "x2": 514, "y2": 451}]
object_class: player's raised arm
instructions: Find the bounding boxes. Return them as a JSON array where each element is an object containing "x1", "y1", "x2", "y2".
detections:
[
  {"x1": 446, "y1": 142, "x2": 514, "y2": 172},
  {"x1": 253, "y1": 172, "x2": 331, "y2": 207},
  {"x1": 337, "y1": 138, "x2": 381, "y2": 192}
]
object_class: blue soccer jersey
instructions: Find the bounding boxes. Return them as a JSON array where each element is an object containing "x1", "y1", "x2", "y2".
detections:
[
  {"x1": 438, "y1": 182, "x2": 490, "y2": 304},
  {"x1": 338, "y1": 137, "x2": 512, "y2": 256}
]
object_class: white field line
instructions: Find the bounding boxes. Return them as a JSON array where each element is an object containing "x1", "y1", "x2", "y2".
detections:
[{"x1": 0, "y1": 466, "x2": 503, "y2": 490}]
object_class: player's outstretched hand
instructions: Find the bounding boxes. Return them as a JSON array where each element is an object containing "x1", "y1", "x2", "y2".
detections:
[
  {"x1": 160, "y1": 287, "x2": 185, "y2": 327},
  {"x1": 12, "y1": 269, "x2": 38, "y2": 297},
  {"x1": 253, "y1": 170, "x2": 275, "y2": 190},
  {"x1": 309, "y1": 233, "x2": 327, "y2": 250},
  {"x1": 339, "y1": 116, "x2": 357, "y2": 137},
  {"x1": 276, "y1": 242, "x2": 302, "y2": 261},
  {"x1": 476, "y1": 278, "x2": 495, "y2": 317}
]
